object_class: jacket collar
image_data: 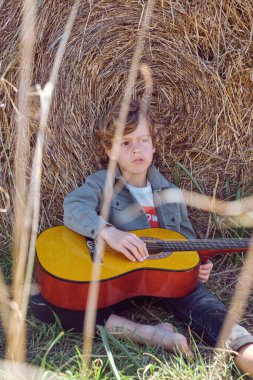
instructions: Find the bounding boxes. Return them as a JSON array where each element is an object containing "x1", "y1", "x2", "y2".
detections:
[{"x1": 114, "y1": 165, "x2": 171, "y2": 191}]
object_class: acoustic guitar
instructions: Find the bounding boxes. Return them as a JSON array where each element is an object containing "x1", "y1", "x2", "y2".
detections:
[{"x1": 36, "y1": 226, "x2": 250, "y2": 310}]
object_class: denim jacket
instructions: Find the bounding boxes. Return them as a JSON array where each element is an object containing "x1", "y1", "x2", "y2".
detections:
[{"x1": 63, "y1": 165, "x2": 195, "y2": 240}]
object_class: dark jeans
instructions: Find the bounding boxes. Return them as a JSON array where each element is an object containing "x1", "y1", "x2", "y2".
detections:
[
  {"x1": 158, "y1": 284, "x2": 253, "y2": 351},
  {"x1": 30, "y1": 284, "x2": 253, "y2": 351},
  {"x1": 158, "y1": 283, "x2": 228, "y2": 347}
]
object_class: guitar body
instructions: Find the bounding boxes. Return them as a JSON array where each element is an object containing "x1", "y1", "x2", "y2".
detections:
[{"x1": 36, "y1": 226, "x2": 200, "y2": 310}]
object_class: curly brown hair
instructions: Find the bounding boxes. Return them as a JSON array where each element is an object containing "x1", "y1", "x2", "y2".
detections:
[{"x1": 98, "y1": 99, "x2": 164, "y2": 153}]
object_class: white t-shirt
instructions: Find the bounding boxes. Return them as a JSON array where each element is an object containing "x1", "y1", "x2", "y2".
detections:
[{"x1": 126, "y1": 182, "x2": 160, "y2": 228}]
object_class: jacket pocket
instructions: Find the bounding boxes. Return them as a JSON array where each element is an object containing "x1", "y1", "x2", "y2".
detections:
[
  {"x1": 163, "y1": 208, "x2": 182, "y2": 228},
  {"x1": 110, "y1": 198, "x2": 130, "y2": 210}
]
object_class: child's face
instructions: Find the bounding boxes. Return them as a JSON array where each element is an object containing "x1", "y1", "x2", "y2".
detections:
[{"x1": 106, "y1": 115, "x2": 155, "y2": 186}]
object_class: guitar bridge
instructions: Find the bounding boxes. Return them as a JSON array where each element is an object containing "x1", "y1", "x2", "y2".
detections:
[{"x1": 86, "y1": 238, "x2": 103, "y2": 263}]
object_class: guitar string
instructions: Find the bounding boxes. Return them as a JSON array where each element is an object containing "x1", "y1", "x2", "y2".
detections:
[
  {"x1": 142, "y1": 241, "x2": 250, "y2": 249},
  {"x1": 101, "y1": 240, "x2": 250, "y2": 254},
  {"x1": 102, "y1": 248, "x2": 249, "y2": 254},
  {"x1": 104, "y1": 239, "x2": 250, "y2": 249},
  {"x1": 140, "y1": 240, "x2": 251, "y2": 245}
]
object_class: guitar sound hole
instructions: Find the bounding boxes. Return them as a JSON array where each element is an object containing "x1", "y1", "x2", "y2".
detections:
[
  {"x1": 141, "y1": 237, "x2": 163, "y2": 254},
  {"x1": 147, "y1": 244, "x2": 163, "y2": 255}
]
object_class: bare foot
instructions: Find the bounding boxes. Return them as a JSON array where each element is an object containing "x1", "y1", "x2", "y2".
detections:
[
  {"x1": 235, "y1": 343, "x2": 253, "y2": 377},
  {"x1": 155, "y1": 322, "x2": 175, "y2": 332},
  {"x1": 149, "y1": 322, "x2": 193, "y2": 357},
  {"x1": 105, "y1": 315, "x2": 193, "y2": 358}
]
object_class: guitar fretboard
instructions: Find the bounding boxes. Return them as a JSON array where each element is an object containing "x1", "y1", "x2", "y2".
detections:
[{"x1": 147, "y1": 238, "x2": 251, "y2": 252}]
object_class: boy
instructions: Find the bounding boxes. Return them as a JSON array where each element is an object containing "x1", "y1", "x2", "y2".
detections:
[{"x1": 32, "y1": 100, "x2": 253, "y2": 374}]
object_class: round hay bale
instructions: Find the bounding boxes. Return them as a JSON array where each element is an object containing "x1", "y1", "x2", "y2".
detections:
[{"x1": 1, "y1": 0, "x2": 253, "y2": 236}]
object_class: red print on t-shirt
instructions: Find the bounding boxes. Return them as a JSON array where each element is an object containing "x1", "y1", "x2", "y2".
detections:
[{"x1": 143, "y1": 206, "x2": 160, "y2": 228}]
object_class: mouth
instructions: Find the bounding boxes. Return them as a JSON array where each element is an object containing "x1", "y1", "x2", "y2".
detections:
[{"x1": 132, "y1": 158, "x2": 144, "y2": 164}]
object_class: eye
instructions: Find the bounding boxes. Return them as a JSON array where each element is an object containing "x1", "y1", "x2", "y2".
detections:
[
  {"x1": 139, "y1": 137, "x2": 149, "y2": 143},
  {"x1": 120, "y1": 141, "x2": 129, "y2": 146}
]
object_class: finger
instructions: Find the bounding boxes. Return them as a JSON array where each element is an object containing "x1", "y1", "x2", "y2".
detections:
[
  {"x1": 204, "y1": 260, "x2": 213, "y2": 268},
  {"x1": 199, "y1": 272, "x2": 209, "y2": 278},
  {"x1": 119, "y1": 246, "x2": 137, "y2": 262},
  {"x1": 199, "y1": 273, "x2": 210, "y2": 280},
  {"x1": 135, "y1": 241, "x2": 149, "y2": 260},
  {"x1": 198, "y1": 275, "x2": 208, "y2": 282},
  {"x1": 132, "y1": 237, "x2": 149, "y2": 257},
  {"x1": 200, "y1": 261, "x2": 213, "y2": 267},
  {"x1": 199, "y1": 268, "x2": 211, "y2": 274},
  {"x1": 200, "y1": 274, "x2": 210, "y2": 280},
  {"x1": 128, "y1": 235, "x2": 149, "y2": 259},
  {"x1": 123, "y1": 241, "x2": 146, "y2": 262},
  {"x1": 200, "y1": 263, "x2": 213, "y2": 271}
]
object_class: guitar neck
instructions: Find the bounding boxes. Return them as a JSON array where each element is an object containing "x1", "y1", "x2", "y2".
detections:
[{"x1": 162, "y1": 238, "x2": 250, "y2": 263}]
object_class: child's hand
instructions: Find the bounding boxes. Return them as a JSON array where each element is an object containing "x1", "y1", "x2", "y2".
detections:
[
  {"x1": 98, "y1": 226, "x2": 149, "y2": 262},
  {"x1": 198, "y1": 259, "x2": 213, "y2": 283}
]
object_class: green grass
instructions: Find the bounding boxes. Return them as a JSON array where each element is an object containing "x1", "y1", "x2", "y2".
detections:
[
  {"x1": 0, "y1": 262, "x2": 248, "y2": 378},
  {"x1": 21, "y1": 316, "x2": 237, "y2": 379},
  {"x1": 0, "y1": 227, "x2": 12, "y2": 284},
  {"x1": 0, "y1": 301, "x2": 241, "y2": 379}
]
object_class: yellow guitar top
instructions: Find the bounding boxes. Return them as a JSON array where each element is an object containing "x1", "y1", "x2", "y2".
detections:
[{"x1": 36, "y1": 226, "x2": 200, "y2": 282}]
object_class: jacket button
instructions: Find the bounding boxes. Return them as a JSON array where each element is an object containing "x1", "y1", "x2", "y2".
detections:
[
  {"x1": 116, "y1": 201, "x2": 119, "y2": 206},
  {"x1": 91, "y1": 229, "x2": 95, "y2": 234},
  {"x1": 171, "y1": 217, "x2": 175, "y2": 222}
]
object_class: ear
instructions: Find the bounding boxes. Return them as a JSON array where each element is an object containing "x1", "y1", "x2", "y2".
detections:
[{"x1": 152, "y1": 146, "x2": 156, "y2": 153}]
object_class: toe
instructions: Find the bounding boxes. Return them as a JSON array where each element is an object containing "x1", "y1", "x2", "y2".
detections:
[{"x1": 156, "y1": 322, "x2": 174, "y2": 332}]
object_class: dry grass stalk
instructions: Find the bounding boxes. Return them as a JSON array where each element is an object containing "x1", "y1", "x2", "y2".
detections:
[
  {"x1": 6, "y1": 0, "x2": 36, "y2": 362},
  {"x1": 0, "y1": 360, "x2": 62, "y2": 380},
  {"x1": 182, "y1": 190, "x2": 253, "y2": 227},
  {"x1": 82, "y1": 0, "x2": 156, "y2": 365},
  {"x1": 213, "y1": 239, "x2": 253, "y2": 370},
  {"x1": 21, "y1": 0, "x2": 81, "y2": 324},
  {"x1": 6, "y1": 0, "x2": 80, "y2": 363}
]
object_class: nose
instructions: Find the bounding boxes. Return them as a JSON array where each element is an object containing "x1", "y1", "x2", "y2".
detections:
[{"x1": 132, "y1": 140, "x2": 142, "y2": 153}]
